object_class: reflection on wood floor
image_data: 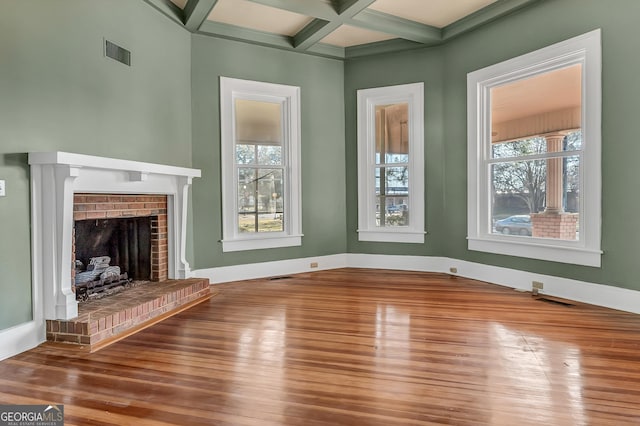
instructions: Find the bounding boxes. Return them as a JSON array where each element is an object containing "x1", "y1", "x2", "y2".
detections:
[{"x1": 1, "y1": 268, "x2": 639, "y2": 425}]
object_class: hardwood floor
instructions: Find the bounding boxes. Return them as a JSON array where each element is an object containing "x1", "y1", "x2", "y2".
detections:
[{"x1": 1, "y1": 268, "x2": 639, "y2": 425}]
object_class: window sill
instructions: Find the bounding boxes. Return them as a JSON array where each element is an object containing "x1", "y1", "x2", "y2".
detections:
[
  {"x1": 358, "y1": 230, "x2": 425, "y2": 244},
  {"x1": 222, "y1": 234, "x2": 303, "y2": 252},
  {"x1": 468, "y1": 236, "x2": 602, "y2": 267}
]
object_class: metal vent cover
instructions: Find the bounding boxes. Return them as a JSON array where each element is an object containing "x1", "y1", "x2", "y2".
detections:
[
  {"x1": 105, "y1": 40, "x2": 131, "y2": 66},
  {"x1": 536, "y1": 296, "x2": 575, "y2": 307}
]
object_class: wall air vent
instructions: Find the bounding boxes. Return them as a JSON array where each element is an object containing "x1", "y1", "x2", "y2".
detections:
[{"x1": 105, "y1": 40, "x2": 131, "y2": 66}]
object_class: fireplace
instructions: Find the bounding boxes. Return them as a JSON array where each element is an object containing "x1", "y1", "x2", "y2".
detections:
[
  {"x1": 29, "y1": 152, "x2": 201, "y2": 322},
  {"x1": 72, "y1": 193, "x2": 169, "y2": 302}
]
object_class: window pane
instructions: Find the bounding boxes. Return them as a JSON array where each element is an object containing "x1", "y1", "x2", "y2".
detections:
[
  {"x1": 257, "y1": 145, "x2": 282, "y2": 165},
  {"x1": 236, "y1": 144, "x2": 256, "y2": 165},
  {"x1": 376, "y1": 166, "x2": 409, "y2": 194},
  {"x1": 375, "y1": 103, "x2": 409, "y2": 164},
  {"x1": 376, "y1": 196, "x2": 409, "y2": 227},
  {"x1": 238, "y1": 168, "x2": 257, "y2": 215},
  {"x1": 376, "y1": 166, "x2": 409, "y2": 227},
  {"x1": 492, "y1": 137, "x2": 547, "y2": 159},
  {"x1": 491, "y1": 132, "x2": 582, "y2": 159},
  {"x1": 491, "y1": 159, "x2": 546, "y2": 235},
  {"x1": 238, "y1": 168, "x2": 284, "y2": 234},
  {"x1": 235, "y1": 99, "x2": 281, "y2": 145},
  {"x1": 490, "y1": 63, "x2": 582, "y2": 150},
  {"x1": 491, "y1": 156, "x2": 579, "y2": 240},
  {"x1": 488, "y1": 64, "x2": 584, "y2": 237},
  {"x1": 565, "y1": 130, "x2": 582, "y2": 150}
]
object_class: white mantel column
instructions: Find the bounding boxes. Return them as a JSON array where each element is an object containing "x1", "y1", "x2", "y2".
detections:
[
  {"x1": 33, "y1": 164, "x2": 80, "y2": 321},
  {"x1": 174, "y1": 175, "x2": 194, "y2": 279}
]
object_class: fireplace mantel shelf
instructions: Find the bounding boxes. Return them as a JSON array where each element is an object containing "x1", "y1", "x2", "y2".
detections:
[
  {"x1": 29, "y1": 151, "x2": 201, "y2": 180},
  {"x1": 29, "y1": 151, "x2": 201, "y2": 322}
]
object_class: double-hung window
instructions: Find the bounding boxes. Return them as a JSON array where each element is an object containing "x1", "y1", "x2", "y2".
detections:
[
  {"x1": 357, "y1": 83, "x2": 425, "y2": 243},
  {"x1": 467, "y1": 30, "x2": 602, "y2": 266},
  {"x1": 220, "y1": 77, "x2": 302, "y2": 252}
]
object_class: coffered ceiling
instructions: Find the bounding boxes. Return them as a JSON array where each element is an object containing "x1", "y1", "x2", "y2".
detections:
[{"x1": 144, "y1": 0, "x2": 541, "y2": 59}]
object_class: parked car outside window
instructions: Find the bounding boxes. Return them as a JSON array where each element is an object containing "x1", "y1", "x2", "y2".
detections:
[{"x1": 494, "y1": 215, "x2": 532, "y2": 236}]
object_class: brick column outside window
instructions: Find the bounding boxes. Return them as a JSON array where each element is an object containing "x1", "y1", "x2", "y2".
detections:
[{"x1": 531, "y1": 132, "x2": 578, "y2": 240}]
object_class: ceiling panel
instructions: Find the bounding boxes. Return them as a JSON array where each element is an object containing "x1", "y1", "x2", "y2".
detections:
[
  {"x1": 155, "y1": 0, "x2": 540, "y2": 58},
  {"x1": 321, "y1": 25, "x2": 396, "y2": 48},
  {"x1": 368, "y1": 0, "x2": 499, "y2": 28},
  {"x1": 207, "y1": 0, "x2": 313, "y2": 37}
]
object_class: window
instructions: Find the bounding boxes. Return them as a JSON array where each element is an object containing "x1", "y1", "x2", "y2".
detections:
[
  {"x1": 357, "y1": 83, "x2": 425, "y2": 243},
  {"x1": 220, "y1": 77, "x2": 302, "y2": 252},
  {"x1": 467, "y1": 30, "x2": 602, "y2": 266}
]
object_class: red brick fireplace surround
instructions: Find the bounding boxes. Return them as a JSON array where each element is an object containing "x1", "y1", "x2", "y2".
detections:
[{"x1": 73, "y1": 193, "x2": 169, "y2": 282}]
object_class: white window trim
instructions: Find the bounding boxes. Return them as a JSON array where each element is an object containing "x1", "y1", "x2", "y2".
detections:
[
  {"x1": 220, "y1": 77, "x2": 302, "y2": 252},
  {"x1": 467, "y1": 29, "x2": 602, "y2": 267},
  {"x1": 357, "y1": 82, "x2": 425, "y2": 243}
]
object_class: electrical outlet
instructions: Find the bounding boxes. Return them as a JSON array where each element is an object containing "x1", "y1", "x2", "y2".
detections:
[
  {"x1": 532, "y1": 281, "x2": 543, "y2": 296},
  {"x1": 449, "y1": 267, "x2": 458, "y2": 274},
  {"x1": 0, "y1": 180, "x2": 5, "y2": 197},
  {"x1": 310, "y1": 262, "x2": 318, "y2": 268}
]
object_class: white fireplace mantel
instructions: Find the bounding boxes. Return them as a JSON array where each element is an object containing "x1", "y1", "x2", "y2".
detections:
[{"x1": 29, "y1": 152, "x2": 201, "y2": 321}]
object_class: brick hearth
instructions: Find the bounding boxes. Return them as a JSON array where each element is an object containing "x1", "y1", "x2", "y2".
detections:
[{"x1": 46, "y1": 278, "x2": 212, "y2": 351}]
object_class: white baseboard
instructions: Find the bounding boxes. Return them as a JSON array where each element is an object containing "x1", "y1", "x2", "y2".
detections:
[
  {"x1": 193, "y1": 254, "x2": 348, "y2": 284},
  {"x1": 4, "y1": 253, "x2": 637, "y2": 361},
  {"x1": 443, "y1": 257, "x2": 640, "y2": 314},
  {"x1": 194, "y1": 253, "x2": 640, "y2": 315},
  {"x1": 0, "y1": 320, "x2": 45, "y2": 361}
]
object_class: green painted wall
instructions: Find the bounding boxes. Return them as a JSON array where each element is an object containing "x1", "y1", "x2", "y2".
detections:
[
  {"x1": 0, "y1": 0, "x2": 192, "y2": 330},
  {"x1": 190, "y1": 35, "x2": 347, "y2": 269},
  {"x1": 345, "y1": 0, "x2": 640, "y2": 291}
]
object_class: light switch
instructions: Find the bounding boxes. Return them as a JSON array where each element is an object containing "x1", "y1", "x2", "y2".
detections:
[{"x1": 0, "y1": 180, "x2": 5, "y2": 197}]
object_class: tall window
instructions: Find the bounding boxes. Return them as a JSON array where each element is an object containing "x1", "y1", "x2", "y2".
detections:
[
  {"x1": 357, "y1": 83, "x2": 424, "y2": 243},
  {"x1": 467, "y1": 30, "x2": 601, "y2": 266},
  {"x1": 220, "y1": 77, "x2": 301, "y2": 252}
]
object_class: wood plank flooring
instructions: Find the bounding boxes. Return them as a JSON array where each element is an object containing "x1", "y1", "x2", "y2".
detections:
[{"x1": 1, "y1": 268, "x2": 639, "y2": 425}]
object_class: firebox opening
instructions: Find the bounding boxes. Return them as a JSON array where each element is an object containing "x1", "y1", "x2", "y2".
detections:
[{"x1": 74, "y1": 217, "x2": 152, "y2": 301}]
